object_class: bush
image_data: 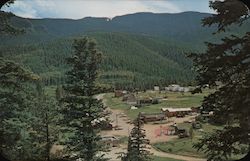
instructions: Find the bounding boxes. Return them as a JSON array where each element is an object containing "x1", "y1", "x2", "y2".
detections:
[{"x1": 152, "y1": 99, "x2": 159, "y2": 104}]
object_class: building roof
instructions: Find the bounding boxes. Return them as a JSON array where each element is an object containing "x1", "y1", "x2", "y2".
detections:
[{"x1": 161, "y1": 107, "x2": 192, "y2": 112}]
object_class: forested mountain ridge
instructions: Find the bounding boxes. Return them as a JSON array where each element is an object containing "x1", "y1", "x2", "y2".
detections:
[
  {"x1": 1, "y1": 12, "x2": 216, "y2": 46},
  {"x1": 1, "y1": 11, "x2": 249, "y2": 89},
  {"x1": 2, "y1": 11, "x2": 248, "y2": 44},
  {"x1": 1, "y1": 32, "x2": 196, "y2": 89}
]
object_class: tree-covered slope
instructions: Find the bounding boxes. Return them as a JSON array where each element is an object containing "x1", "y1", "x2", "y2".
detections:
[
  {"x1": 0, "y1": 11, "x2": 222, "y2": 46},
  {"x1": 0, "y1": 32, "x2": 196, "y2": 89},
  {"x1": 1, "y1": 11, "x2": 249, "y2": 89}
]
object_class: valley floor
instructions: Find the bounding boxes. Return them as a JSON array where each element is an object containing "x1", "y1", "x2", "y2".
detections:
[{"x1": 97, "y1": 93, "x2": 206, "y2": 161}]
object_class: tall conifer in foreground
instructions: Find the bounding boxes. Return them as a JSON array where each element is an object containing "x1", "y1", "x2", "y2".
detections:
[
  {"x1": 0, "y1": 58, "x2": 40, "y2": 160},
  {"x1": 34, "y1": 82, "x2": 59, "y2": 161},
  {"x1": 188, "y1": 0, "x2": 250, "y2": 160},
  {"x1": 122, "y1": 114, "x2": 152, "y2": 161},
  {"x1": 61, "y1": 37, "x2": 107, "y2": 161}
]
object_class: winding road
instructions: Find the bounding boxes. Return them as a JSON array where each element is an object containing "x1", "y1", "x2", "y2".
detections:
[{"x1": 96, "y1": 94, "x2": 206, "y2": 161}]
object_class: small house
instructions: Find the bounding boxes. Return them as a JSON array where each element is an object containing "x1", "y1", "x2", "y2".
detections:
[
  {"x1": 154, "y1": 86, "x2": 160, "y2": 91},
  {"x1": 161, "y1": 107, "x2": 192, "y2": 117},
  {"x1": 168, "y1": 84, "x2": 180, "y2": 92},
  {"x1": 140, "y1": 113, "x2": 165, "y2": 123},
  {"x1": 114, "y1": 90, "x2": 127, "y2": 97},
  {"x1": 178, "y1": 87, "x2": 185, "y2": 92},
  {"x1": 166, "y1": 85, "x2": 191, "y2": 93},
  {"x1": 165, "y1": 87, "x2": 170, "y2": 91},
  {"x1": 184, "y1": 87, "x2": 190, "y2": 92},
  {"x1": 136, "y1": 97, "x2": 153, "y2": 107}
]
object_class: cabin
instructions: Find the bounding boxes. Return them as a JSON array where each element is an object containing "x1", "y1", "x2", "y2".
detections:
[
  {"x1": 165, "y1": 85, "x2": 191, "y2": 93},
  {"x1": 165, "y1": 87, "x2": 170, "y2": 91},
  {"x1": 114, "y1": 90, "x2": 127, "y2": 97},
  {"x1": 140, "y1": 113, "x2": 165, "y2": 123},
  {"x1": 136, "y1": 97, "x2": 153, "y2": 107},
  {"x1": 136, "y1": 96, "x2": 160, "y2": 107},
  {"x1": 161, "y1": 107, "x2": 193, "y2": 117},
  {"x1": 169, "y1": 84, "x2": 181, "y2": 92},
  {"x1": 154, "y1": 86, "x2": 160, "y2": 91},
  {"x1": 183, "y1": 87, "x2": 190, "y2": 92}
]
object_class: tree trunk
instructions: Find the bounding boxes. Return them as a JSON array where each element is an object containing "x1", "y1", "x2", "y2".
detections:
[{"x1": 45, "y1": 113, "x2": 50, "y2": 161}]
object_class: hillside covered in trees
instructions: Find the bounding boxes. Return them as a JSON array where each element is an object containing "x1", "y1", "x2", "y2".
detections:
[{"x1": 1, "y1": 11, "x2": 249, "y2": 89}]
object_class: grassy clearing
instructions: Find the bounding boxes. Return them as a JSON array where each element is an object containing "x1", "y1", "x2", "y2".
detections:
[
  {"x1": 153, "y1": 137, "x2": 246, "y2": 161},
  {"x1": 177, "y1": 122, "x2": 223, "y2": 133},
  {"x1": 153, "y1": 137, "x2": 205, "y2": 158},
  {"x1": 153, "y1": 156, "x2": 184, "y2": 161},
  {"x1": 104, "y1": 93, "x2": 130, "y2": 110},
  {"x1": 104, "y1": 90, "x2": 212, "y2": 119},
  {"x1": 152, "y1": 123, "x2": 223, "y2": 158},
  {"x1": 152, "y1": 123, "x2": 246, "y2": 159}
]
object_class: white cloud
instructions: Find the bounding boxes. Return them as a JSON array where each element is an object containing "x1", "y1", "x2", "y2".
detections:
[
  {"x1": 4, "y1": 0, "x2": 38, "y2": 18},
  {"x1": 142, "y1": 0, "x2": 181, "y2": 13},
  {"x1": 2, "y1": 0, "x2": 207, "y2": 19},
  {"x1": 51, "y1": 0, "x2": 159, "y2": 19}
]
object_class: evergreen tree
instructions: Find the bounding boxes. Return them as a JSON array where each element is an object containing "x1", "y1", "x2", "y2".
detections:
[
  {"x1": 34, "y1": 81, "x2": 59, "y2": 161},
  {"x1": 0, "y1": 62, "x2": 58, "y2": 161},
  {"x1": 1, "y1": 2, "x2": 48, "y2": 160},
  {"x1": 122, "y1": 113, "x2": 152, "y2": 161},
  {"x1": 0, "y1": 58, "x2": 39, "y2": 159},
  {"x1": 61, "y1": 37, "x2": 107, "y2": 161},
  {"x1": 0, "y1": 0, "x2": 14, "y2": 9},
  {"x1": 188, "y1": 0, "x2": 250, "y2": 160}
]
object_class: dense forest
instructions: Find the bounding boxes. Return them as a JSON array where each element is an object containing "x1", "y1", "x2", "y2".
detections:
[
  {"x1": 1, "y1": 32, "x2": 197, "y2": 89},
  {"x1": 1, "y1": 11, "x2": 249, "y2": 89}
]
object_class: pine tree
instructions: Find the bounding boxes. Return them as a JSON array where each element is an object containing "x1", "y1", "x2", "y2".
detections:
[
  {"x1": 122, "y1": 113, "x2": 152, "y2": 161},
  {"x1": 0, "y1": 58, "x2": 39, "y2": 160},
  {"x1": 1, "y1": 3, "x2": 38, "y2": 160},
  {"x1": 0, "y1": 0, "x2": 14, "y2": 9},
  {"x1": 188, "y1": 0, "x2": 250, "y2": 160},
  {"x1": 33, "y1": 81, "x2": 59, "y2": 161},
  {"x1": 61, "y1": 37, "x2": 107, "y2": 161}
]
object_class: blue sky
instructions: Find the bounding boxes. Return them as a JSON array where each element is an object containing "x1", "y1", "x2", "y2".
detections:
[{"x1": 3, "y1": 0, "x2": 214, "y2": 19}]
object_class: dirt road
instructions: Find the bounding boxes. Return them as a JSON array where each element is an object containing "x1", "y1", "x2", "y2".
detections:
[
  {"x1": 97, "y1": 94, "x2": 206, "y2": 161},
  {"x1": 97, "y1": 94, "x2": 196, "y2": 143}
]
